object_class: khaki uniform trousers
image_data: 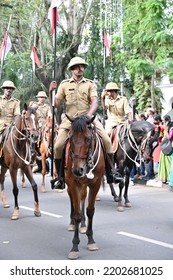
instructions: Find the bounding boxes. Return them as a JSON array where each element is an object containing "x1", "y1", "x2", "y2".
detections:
[{"x1": 54, "y1": 119, "x2": 113, "y2": 159}]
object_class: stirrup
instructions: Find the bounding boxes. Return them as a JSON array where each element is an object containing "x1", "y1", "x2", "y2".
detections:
[
  {"x1": 112, "y1": 174, "x2": 123, "y2": 184},
  {"x1": 54, "y1": 179, "x2": 65, "y2": 190}
]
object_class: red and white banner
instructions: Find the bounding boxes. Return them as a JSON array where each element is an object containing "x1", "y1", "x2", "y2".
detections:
[
  {"x1": 0, "y1": 32, "x2": 12, "y2": 62},
  {"x1": 48, "y1": 0, "x2": 59, "y2": 35},
  {"x1": 30, "y1": 46, "x2": 41, "y2": 73},
  {"x1": 104, "y1": 31, "x2": 112, "y2": 58}
]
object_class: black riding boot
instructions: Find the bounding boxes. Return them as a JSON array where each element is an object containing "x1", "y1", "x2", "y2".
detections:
[
  {"x1": 105, "y1": 153, "x2": 123, "y2": 184},
  {"x1": 51, "y1": 158, "x2": 65, "y2": 190}
]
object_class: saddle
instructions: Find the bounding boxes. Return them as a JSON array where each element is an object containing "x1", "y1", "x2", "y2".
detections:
[
  {"x1": 111, "y1": 125, "x2": 122, "y2": 153},
  {"x1": 0, "y1": 126, "x2": 11, "y2": 158}
]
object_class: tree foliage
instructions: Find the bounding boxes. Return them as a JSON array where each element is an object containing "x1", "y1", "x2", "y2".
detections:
[{"x1": 0, "y1": 0, "x2": 173, "y2": 115}]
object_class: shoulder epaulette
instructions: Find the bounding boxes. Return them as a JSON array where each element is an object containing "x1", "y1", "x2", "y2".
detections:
[
  {"x1": 85, "y1": 79, "x2": 94, "y2": 83},
  {"x1": 61, "y1": 79, "x2": 70, "y2": 84},
  {"x1": 13, "y1": 98, "x2": 20, "y2": 102}
]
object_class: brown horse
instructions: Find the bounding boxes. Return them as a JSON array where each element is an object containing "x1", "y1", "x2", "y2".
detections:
[
  {"x1": 0, "y1": 104, "x2": 41, "y2": 220},
  {"x1": 64, "y1": 114, "x2": 105, "y2": 259},
  {"x1": 36, "y1": 116, "x2": 53, "y2": 192},
  {"x1": 20, "y1": 116, "x2": 57, "y2": 192}
]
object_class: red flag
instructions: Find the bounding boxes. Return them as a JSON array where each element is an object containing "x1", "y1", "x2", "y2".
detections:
[
  {"x1": 48, "y1": 0, "x2": 59, "y2": 35},
  {"x1": 104, "y1": 31, "x2": 112, "y2": 60},
  {"x1": 30, "y1": 46, "x2": 41, "y2": 73},
  {"x1": 0, "y1": 32, "x2": 12, "y2": 62}
]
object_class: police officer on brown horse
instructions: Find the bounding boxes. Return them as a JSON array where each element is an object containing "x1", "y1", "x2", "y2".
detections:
[
  {"x1": 0, "y1": 80, "x2": 20, "y2": 154},
  {"x1": 49, "y1": 56, "x2": 122, "y2": 189}
]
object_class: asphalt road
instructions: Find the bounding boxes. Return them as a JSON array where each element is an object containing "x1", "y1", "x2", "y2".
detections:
[{"x1": 1, "y1": 172, "x2": 173, "y2": 261}]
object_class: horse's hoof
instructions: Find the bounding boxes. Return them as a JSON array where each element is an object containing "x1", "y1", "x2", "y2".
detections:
[
  {"x1": 11, "y1": 215, "x2": 19, "y2": 220},
  {"x1": 68, "y1": 251, "x2": 79, "y2": 260},
  {"x1": 67, "y1": 224, "x2": 75, "y2": 231},
  {"x1": 57, "y1": 189, "x2": 63, "y2": 193},
  {"x1": 114, "y1": 197, "x2": 119, "y2": 202},
  {"x1": 41, "y1": 188, "x2": 46, "y2": 193},
  {"x1": 3, "y1": 203, "x2": 10, "y2": 208},
  {"x1": 125, "y1": 202, "x2": 132, "y2": 208},
  {"x1": 87, "y1": 243, "x2": 99, "y2": 251},
  {"x1": 11, "y1": 209, "x2": 19, "y2": 220},
  {"x1": 22, "y1": 184, "x2": 26, "y2": 188},
  {"x1": 80, "y1": 226, "x2": 87, "y2": 234},
  {"x1": 34, "y1": 211, "x2": 41, "y2": 217},
  {"x1": 117, "y1": 206, "x2": 124, "y2": 212},
  {"x1": 95, "y1": 195, "x2": 100, "y2": 201}
]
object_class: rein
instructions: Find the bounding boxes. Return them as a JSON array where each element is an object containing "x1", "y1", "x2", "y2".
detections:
[
  {"x1": 69, "y1": 125, "x2": 102, "y2": 179},
  {"x1": 86, "y1": 133, "x2": 101, "y2": 179},
  {"x1": 10, "y1": 116, "x2": 34, "y2": 165},
  {"x1": 117, "y1": 122, "x2": 147, "y2": 167},
  {"x1": 141, "y1": 134, "x2": 153, "y2": 161}
]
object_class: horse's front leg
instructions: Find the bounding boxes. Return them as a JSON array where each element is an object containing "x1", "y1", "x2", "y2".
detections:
[
  {"x1": 68, "y1": 220, "x2": 80, "y2": 260},
  {"x1": 9, "y1": 168, "x2": 19, "y2": 220},
  {"x1": 80, "y1": 185, "x2": 87, "y2": 234},
  {"x1": 117, "y1": 180, "x2": 125, "y2": 212},
  {"x1": 41, "y1": 155, "x2": 47, "y2": 193},
  {"x1": 67, "y1": 185, "x2": 81, "y2": 260},
  {"x1": 18, "y1": 169, "x2": 26, "y2": 188},
  {"x1": 67, "y1": 188, "x2": 75, "y2": 231},
  {"x1": 86, "y1": 185, "x2": 99, "y2": 251},
  {"x1": 68, "y1": 185, "x2": 87, "y2": 234},
  {"x1": 109, "y1": 183, "x2": 119, "y2": 202},
  {"x1": 0, "y1": 167, "x2": 9, "y2": 208},
  {"x1": 124, "y1": 173, "x2": 131, "y2": 208},
  {"x1": 22, "y1": 165, "x2": 41, "y2": 217}
]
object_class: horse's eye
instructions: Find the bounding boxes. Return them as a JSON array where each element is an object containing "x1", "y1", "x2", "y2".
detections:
[{"x1": 86, "y1": 137, "x2": 91, "y2": 144}]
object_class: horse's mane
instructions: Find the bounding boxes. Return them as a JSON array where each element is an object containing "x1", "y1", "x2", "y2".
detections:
[
  {"x1": 71, "y1": 115, "x2": 92, "y2": 133},
  {"x1": 28, "y1": 107, "x2": 37, "y2": 114},
  {"x1": 131, "y1": 120, "x2": 154, "y2": 139}
]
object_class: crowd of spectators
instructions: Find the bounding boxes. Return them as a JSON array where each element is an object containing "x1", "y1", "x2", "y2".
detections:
[{"x1": 130, "y1": 108, "x2": 173, "y2": 190}]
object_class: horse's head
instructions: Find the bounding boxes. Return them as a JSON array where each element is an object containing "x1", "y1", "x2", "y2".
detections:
[
  {"x1": 130, "y1": 121, "x2": 154, "y2": 145},
  {"x1": 22, "y1": 103, "x2": 39, "y2": 143},
  {"x1": 141, "y1": 125, "x2": 159, "y2": 163},
  {"x1": 66, "y1": 114, "x2": 95, "y2": 178}
]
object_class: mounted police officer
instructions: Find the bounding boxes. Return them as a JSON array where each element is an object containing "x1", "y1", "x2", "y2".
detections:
[
  {"x1": 0, "y1": 81, "x2": 20, "y2": 153},
  {"x1": 101, "y1": 82, "x2": 132, "y2": 135},
  {"x1": 30, "y1": 91, "x2": 52, "y2": 128},
  {"x1": 49, "y1": 56, "x2": 122, "y2": 189},
  {"x1": 29, "y1": 91, "x2": 52, "y2": 173}
]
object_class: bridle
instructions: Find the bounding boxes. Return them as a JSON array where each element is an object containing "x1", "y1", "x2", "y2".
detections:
[
  {"x1": 10, "y1": 113, "x2": 38, "y2": 165},
  {"x1": 117, "y1": 122, "x2": 152, "y2": 167},
  {"x1": 69, "y1": 123, "x2": 102, "y2": 179},
  {"x1": 141, "y1": 132, "x2": 153, "y2": 161}
]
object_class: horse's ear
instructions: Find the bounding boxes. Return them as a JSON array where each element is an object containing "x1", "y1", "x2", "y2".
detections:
[
  {"x1": 24, "y1": 103, "x2": 28, "y2": 111},
  {"x1": 91, "y1": 115, "x2": 96, "y2": 123},
  {"x1": 86, "y1": 114, "x2": 96, "y2": 124},
  {"x1": 66, "y1": 113, "x2": 74, "y2": 123}
]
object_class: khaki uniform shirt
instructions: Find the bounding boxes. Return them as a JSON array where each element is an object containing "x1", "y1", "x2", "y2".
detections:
[
  {"x1": 0, "y1": 95, "x2": 20, "y2": 131},
  {"x1": 36, "y1": 103, "x2": 52, "y2": 128},
  {"x1": 56, "y1": 77, "x2": 97, "y2": 129},
  {"x1": 105, "y1": 94, "x2": 132, "y2": 125}
]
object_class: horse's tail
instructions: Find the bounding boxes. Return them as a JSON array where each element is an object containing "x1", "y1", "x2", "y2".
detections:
[{"x1": 101, "y1": 175, "x2": 106, "y2": 191}]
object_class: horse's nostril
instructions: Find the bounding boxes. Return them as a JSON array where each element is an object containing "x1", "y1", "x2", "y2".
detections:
[{"x1": 73, "y1": 168, "x2": 83, "y2": 177}]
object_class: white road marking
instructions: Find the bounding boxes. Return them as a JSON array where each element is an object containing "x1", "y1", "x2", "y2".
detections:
[
  {"x1": 118, "y1": 231, "x2": 173, "y2": 249},
  {"x1": 20, "y1": 205, "x2": 63, "y2": 218}
]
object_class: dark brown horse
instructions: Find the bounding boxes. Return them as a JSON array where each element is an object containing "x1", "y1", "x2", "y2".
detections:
[
  {"x1": 110, "y1": 120, "x2": 154, "y2": 211},
  {"x1": 64, "y1": 114, "x2": 105, "y2": 259},
  {"x1": 0, "y1": 104, "x2": 41, "y2": 220}
]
